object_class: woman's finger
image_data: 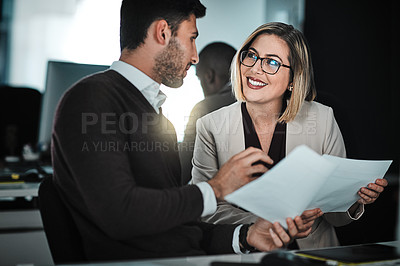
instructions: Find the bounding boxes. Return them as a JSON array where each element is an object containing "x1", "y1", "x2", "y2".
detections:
[
  {"x1": 360, "y1": 187, "x2": 379, "y2": 199},
  {"x1": 301, "y1": 219, "x2": 314, "y2": 231},
  {"x1": 358, "y1": 191, "x2": 375, "y2": 204},
  {"x1": 293, "y1": 217, "x2": 306, "y2": 232},
  {"x1": 302, "y1": 214, "x2": 321, "y2": 223},
  {"x1": 301, "y1": 209, "x2": 322, "y2": 222},
  {"x1": 367, "y1": 183, "x2": 384, "y2": 193},
  {"x1": 375, "y1": 178, "x2": 388, "y2": 187},
  {"x1": 296, "y1": 226, "x2": 313, "y2": 239}
]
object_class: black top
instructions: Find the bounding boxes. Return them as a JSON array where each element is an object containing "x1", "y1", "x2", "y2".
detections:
[
  {"x1": 241, "y1": 102, "x2": 300, "y2": 249},
  {"x1": 241, "y1": 102, "x2": 287, "y2": 169},
  {"x1": 51, "y1": 70, "x2": 237, "y2": 261}
]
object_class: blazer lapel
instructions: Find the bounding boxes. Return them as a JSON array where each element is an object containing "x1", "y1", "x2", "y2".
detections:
[{"x1": 217, "y1": 103, "x2": 246, "y2": 167}]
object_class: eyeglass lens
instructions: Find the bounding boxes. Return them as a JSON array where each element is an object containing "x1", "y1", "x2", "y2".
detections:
[{"x1": 241, "y1": 51, "x2": 280, "y2": 74}]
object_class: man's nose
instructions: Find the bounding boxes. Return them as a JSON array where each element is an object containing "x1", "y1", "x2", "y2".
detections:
[{"x1": 191, "y1": 47, "x2": 199, "y2": 65}]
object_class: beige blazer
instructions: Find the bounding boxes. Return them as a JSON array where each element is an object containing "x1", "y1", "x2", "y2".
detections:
[{"x1": 191, "y1": 101, "x2": 363, "y2": 249}]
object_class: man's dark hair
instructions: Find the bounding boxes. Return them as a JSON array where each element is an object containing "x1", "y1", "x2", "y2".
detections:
[{"x1": 120, "y1": 0, "x2": 206, "y2": 51}]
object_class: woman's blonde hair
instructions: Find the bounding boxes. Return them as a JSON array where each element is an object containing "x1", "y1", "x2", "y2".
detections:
[{"x1": 231, "y1": 22, "x2": 316, "y2": 123}]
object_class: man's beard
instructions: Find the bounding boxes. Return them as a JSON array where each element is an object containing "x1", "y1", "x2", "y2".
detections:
[{"x1": 153, "y1": 37, "x2": 189, "y2": 88}]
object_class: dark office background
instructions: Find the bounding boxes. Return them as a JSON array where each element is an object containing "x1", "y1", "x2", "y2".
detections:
[
  {"x1": 304, "y1": 0, "x2": 399, "y2": 245},
  {"x1": 0, "y1": 0, "x2": 42, "y2": 161}
]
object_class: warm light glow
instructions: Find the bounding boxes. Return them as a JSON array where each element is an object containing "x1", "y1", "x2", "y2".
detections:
[{"x1": 161, "y1": 66, "x2": 204, "y2": 142}]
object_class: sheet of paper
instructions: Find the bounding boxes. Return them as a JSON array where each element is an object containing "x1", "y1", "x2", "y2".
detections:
[
  {"x1": 309, "y1": 155, "x2": 392, "y2": 212},
  {"x1": 225, "y1": 145, "x2": 337, "y2": 227},
  {"x1": 225, "y1": 145, "x2": 393, "y2": 227}
]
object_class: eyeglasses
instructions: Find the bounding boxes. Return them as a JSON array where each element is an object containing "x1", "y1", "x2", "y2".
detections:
[{"x1": 240, "y1": 50, "x2": 291, "y2": 75}]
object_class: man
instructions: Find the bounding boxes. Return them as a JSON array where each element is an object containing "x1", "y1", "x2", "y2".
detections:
[
  {"x1": 180, "y1": 42, "x2": 237, "y2": 184},
  {"x1": 51, "y1": 0, "x2": 308, "y2": 261}
]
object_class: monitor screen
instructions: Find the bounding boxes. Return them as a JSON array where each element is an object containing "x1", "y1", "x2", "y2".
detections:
[{"x1": 38, "y1": 61, "x2": 109, "y2": 149}]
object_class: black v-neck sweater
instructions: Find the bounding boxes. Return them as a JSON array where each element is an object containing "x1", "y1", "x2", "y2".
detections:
[{"x1": 52, "y1": 70, "x2": 236, "y2": 261}]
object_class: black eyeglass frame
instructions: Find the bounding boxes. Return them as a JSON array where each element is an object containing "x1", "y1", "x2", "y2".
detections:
[{"x1": 239, "y1": 50, "x2": 292, "y2": 75}]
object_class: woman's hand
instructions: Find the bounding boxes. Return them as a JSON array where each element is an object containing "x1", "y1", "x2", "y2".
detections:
[
  {"x1": 294, "y1": 208, "x2": 323, "y2": 239},
  {"x1": 358, "y1": 178, "x2": 388, "y2": 204}
]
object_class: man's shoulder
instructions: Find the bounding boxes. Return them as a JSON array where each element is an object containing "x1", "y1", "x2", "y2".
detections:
[
  {"x1": 56, "y1": 70, "x2": 142, "y2": 114},
  {"x1": 64, "y1": 70, "x2": 140, "y2": 101},
  {"x1": 69, "y1": 70, "x2": 127, "y2": 92}
]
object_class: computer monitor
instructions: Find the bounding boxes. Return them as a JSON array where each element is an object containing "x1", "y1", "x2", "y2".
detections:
[{"x1": 38, "y1": 61, "x2": 109, "y2": 150}]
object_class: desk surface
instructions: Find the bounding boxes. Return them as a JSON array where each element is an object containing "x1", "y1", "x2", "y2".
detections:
[
  {"x1": 0, "y1": 182, "x2": 40, "y2": 198},
  {"x1": 66, "y1": 252, "x2": 266, "y2": 266},
  {"x1": 61, "y1": 241, "x2": 399, "y2": 266}
]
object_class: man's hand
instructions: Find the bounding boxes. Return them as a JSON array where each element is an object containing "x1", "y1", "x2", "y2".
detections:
[
  {"x1": 207, "y1": 147, "x2": 273, "y2": 199},
  {"x1": 246, "y1": 217, "x2": 299, "y2": 251},
  {"x1": 358, "y1": 178, "x2": 388, "y2": 204}
]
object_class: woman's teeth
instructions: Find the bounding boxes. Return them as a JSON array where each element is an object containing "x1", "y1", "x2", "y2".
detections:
[{"x1": 248, "y1": 78, "x2": 266, "y2": 87}]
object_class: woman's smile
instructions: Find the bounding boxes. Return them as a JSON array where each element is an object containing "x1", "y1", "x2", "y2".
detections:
[{"x1": 247, "y1": 77, "x2": 267, "y2": 90}]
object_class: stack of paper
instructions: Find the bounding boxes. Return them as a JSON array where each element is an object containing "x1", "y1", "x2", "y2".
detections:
[{"x1": 225, "y1": 145, "x2": 392, "y2": 226}]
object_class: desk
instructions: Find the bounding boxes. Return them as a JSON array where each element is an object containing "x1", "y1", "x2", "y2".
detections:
[
  {"x1": 0, "y1": 181, "x2": 53, "y2": 265},
  {"x1": 0, "y1": 182, "x2": 40, "y2": 198},
  {"x1": 64, "y1": 252, "x2": 265, "y2": 266},
  {"x1": 61, "y1": 241, "x2": 399, "y2": 266}
]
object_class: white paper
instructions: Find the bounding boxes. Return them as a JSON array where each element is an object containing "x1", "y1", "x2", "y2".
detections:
[
  {"x1": 224, "y1": 145, "x2": 392, "y2": 227},
  {"x1": 224, "y1": 145, "x2": 337, "y2": 227},
  {"x1": 309, "y1": 155, "x2": 392, "y2": 212}
]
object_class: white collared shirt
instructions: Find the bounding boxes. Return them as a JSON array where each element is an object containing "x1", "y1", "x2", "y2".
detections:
[{"x1": 110, "y1": 61, "x2": 166, "y2": 114}]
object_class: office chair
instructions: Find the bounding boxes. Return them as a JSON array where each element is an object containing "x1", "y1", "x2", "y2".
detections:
[{"x1": 38, "y1": 175, "x2": 87, "y2": 264}]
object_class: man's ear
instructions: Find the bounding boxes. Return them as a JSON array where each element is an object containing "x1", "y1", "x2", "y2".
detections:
[{"x1": 154, "y1": 19, "x2": 171, "y2": 46}]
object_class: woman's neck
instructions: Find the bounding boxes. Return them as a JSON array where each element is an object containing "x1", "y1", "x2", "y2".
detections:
[{"x1": 246, "y1": 100, "x2": 282, "y2": 128}]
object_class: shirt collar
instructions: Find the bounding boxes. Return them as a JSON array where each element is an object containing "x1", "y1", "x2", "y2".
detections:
[{"x1": 110, "y1": 61, "x2": 166, "y2": 114}]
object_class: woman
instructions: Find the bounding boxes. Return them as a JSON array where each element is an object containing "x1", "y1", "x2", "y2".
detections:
[{"x1": 191, "y1": 22, "x2": 387, "y2": 249}]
